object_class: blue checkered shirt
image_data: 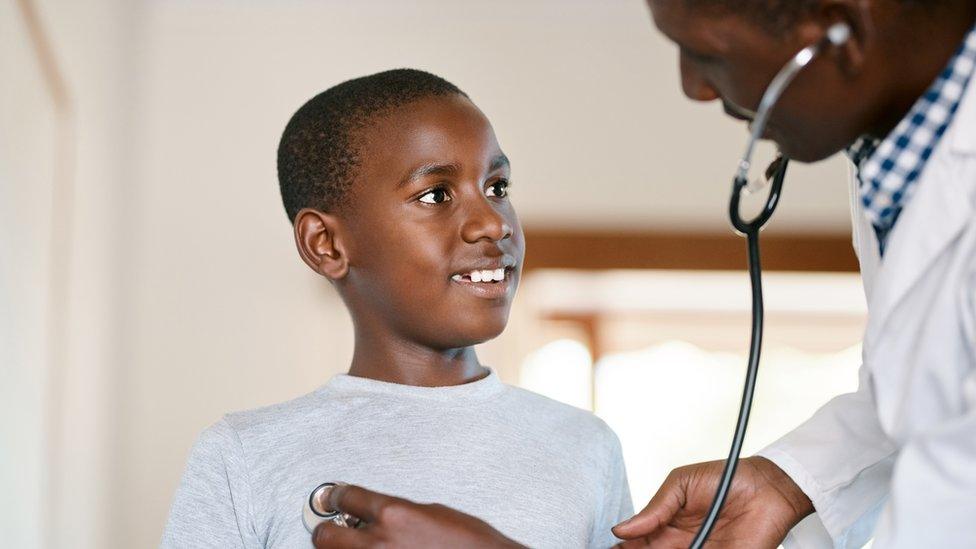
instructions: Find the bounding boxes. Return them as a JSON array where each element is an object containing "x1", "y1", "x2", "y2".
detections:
[{"x1": 847, "y1": 24, "x2": 976, "y2": 255}]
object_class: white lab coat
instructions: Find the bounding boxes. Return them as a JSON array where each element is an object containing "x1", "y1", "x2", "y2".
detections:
[{"x1": 756, "y1": 81, "x2": 976, "y2": 548}]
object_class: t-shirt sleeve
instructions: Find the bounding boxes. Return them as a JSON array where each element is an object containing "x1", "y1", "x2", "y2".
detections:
[
  {"x1": 160, "y1": 418, "x2": 261, "y2": 549},
  {"x1": 590, "y1": 426, "x2": 634, "y2": 549}
]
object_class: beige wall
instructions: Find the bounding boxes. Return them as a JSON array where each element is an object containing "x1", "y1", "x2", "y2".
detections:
[
  {"x1": 2, "y1": 1, "x2": 854, "y2": 547},
  {"x1": 2, "y1": 0, "x2": 136, "y2": 546},
  {"x1": 1, "y1": 2, "x2": 57, "y2": 544}
]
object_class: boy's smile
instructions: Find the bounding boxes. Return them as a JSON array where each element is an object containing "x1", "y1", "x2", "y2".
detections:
[{"x1": 450, "y1": 262, "x2": 518, "y2": 300}]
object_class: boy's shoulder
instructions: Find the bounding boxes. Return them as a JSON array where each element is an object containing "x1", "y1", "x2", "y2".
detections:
[
  {"x1": 186, "y1": 387, "x2": 336, "y2": 471},
  {"x1": 220, "y1": 386, "x2": 327, "y2": 438}
]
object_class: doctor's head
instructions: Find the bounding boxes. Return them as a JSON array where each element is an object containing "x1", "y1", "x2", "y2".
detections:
[{"x1": 646, "y1": 0, "x2": 974, "y2": 162}]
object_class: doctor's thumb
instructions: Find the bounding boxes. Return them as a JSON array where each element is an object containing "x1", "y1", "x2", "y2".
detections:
[{"x1": 612, "y1": 480, "x2": 683, "y2": 539}]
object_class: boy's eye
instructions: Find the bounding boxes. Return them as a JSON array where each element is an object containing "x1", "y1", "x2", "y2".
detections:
[
  {"x1": 418, "y1": 187, "x2": 452, "y2": 204},
  {"x1": 486, "y1": 180, "x2": 509, "y2": 198}
]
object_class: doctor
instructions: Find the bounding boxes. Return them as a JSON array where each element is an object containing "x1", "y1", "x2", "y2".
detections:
[{"x1": 313, "y1": 0, "x2": 976, "y2": 547}]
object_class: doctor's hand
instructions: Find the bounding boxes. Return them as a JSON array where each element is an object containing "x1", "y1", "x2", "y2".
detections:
[
  {"x1": 612, "y1": 457, "x2": 813, "y2": 548},
  {"x1": 311, "y1": 484, "x2": 525, "y2": 549}
]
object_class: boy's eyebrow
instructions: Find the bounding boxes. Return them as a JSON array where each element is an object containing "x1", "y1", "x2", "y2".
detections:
[
  {"x1": 397, "y1": 162, "x2": 461, "y2": 188},
  {"x1": 396, "y1": 154, "x2": 510, "y2": 188}
]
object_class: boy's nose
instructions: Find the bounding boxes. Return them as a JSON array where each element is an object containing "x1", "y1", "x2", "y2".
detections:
[
  {"x1": 680, "y1": 54, "x2": 720, "y2": 102},
  {"x1": 460, "y1": 199, "x2": 513, "y2": 244}
]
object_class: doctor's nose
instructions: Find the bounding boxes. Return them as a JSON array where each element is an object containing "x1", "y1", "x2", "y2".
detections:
[{"x1": 679, "y1": 54, "x2": 720, "y2": 102}]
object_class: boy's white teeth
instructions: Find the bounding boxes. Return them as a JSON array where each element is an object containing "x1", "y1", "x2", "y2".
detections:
[{"x1": 452, "y1": 268, "x2": 508, "y2": 283}]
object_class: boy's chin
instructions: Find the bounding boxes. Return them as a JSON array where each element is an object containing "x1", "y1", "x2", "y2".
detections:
[{"x1": 431, "y1": 320, "x2": 508, "y2": 348}]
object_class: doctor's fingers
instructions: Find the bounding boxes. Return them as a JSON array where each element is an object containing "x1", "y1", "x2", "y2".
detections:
[
  {"x1": 329, "y1": 484, "x2": 401, "y2": 524},
  {"x1": 612, "y1": 470, "x2": 686, "y2": 540},
  {"x1": 313, "y1": 522, "x2": 376, "y2": 549},
  {"x1": 613, "y1": 527, "x2": 694, "y2": 549}
]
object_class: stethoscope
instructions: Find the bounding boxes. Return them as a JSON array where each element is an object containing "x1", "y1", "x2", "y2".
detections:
[
  {"x1": 689, "y1": 22, "x2": 852, "y2": 549},
  {"x1": 300, "y1": 21, "x2": 854, "y2": 546}
]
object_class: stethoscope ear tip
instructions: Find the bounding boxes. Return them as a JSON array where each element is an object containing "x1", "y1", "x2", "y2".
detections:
[{"x1": 827, "y1": 23, "x2": 851, "y2": 47}]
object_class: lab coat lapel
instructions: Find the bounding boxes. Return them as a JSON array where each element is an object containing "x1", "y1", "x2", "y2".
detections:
[{"x1": 862, "y1": 80, "x2": 976, "y2": 374}]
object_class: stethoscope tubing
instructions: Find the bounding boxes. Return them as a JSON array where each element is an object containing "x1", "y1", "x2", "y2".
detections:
[
  {"x1": 689, "y1": 162, "x2": 787, "y2": 549},
  {"x1": 687, "y1": 22, "x2": 851, "y2": 549}
]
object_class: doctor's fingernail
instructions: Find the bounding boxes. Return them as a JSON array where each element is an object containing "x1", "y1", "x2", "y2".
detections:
[
  {"x1": 327, "y1": 482, "x2": 347, "y2": 511},
  {"x1": 311, "y1": 485, "x2": 337, "y2": 515}
]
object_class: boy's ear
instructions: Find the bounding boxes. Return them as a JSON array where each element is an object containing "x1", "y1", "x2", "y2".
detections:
[{"x1": 294, "y1": 208, "x2": 350, "y2": 280}]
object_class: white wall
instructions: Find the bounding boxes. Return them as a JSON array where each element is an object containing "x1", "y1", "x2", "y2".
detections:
[
  {"x1": 124, "y1": 0, "x2": 851, "y2": 234},
  {"x1": 1, "y1": 2, "x2": 58, "y2": 545},
  {"x1": 2, "y1": 0, "x2": 135, "y2": 546},
  {"x1": 2, "y1": 1, "x2": 856, "y2": 547}
]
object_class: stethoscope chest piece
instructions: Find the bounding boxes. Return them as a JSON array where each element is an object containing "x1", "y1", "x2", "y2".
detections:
[{"x1": 302, "y1": 482, "x2": 362, "y2": 533}]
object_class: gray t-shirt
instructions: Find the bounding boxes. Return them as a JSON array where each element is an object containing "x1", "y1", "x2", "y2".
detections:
[{"x1": 161, "y1": 370, "x2": 633, "y2": 548}]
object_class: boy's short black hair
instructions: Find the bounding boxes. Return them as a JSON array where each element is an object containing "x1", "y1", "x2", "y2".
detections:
[{"x1": 277, "y1": 68, "x2": 468, "y2": 222}]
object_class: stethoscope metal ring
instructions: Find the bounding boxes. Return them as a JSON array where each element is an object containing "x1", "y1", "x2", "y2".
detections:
[
  {"x1": 308, "y1": 482, "x2": 341, "y2": 519},
  {"x1": 303, "y1": 481, "x2": 363, "y2": 533}
]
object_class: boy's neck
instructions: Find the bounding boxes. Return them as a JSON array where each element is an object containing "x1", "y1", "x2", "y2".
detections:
[{"x1": 347, "y1": 336, "x2": 490, "y2": 388}]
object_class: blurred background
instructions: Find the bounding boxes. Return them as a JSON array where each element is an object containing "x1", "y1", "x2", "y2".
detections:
[{"x1": 2, "y1": 0, "x2": 864, "y2": 547}]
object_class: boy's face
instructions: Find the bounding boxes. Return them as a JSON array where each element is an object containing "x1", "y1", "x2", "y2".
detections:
[
  {"x1": 339, "y1": 95, "x2": 524, "y2": 349},
  {"x1": 648, "y1": 0, "x2": 884, "y2": 162}
]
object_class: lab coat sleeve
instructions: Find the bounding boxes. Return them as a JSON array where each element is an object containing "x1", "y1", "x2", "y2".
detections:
[
  {"x1": 756, "y1": 364, "x2": 898, "y2": 549},
  {"x1": 160, "y1": 419, "x2": 262, "y2": 549}
]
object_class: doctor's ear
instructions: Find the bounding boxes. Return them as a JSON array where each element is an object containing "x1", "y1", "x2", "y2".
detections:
[
  {"x1": 807, "y1": 0, "x2": 873, "y2": 77},
  {"x1": 294, "y1": 208, "x2": 350, "y2": 280}
]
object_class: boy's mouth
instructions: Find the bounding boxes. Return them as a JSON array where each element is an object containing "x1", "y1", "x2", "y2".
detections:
[
  {"x1": 451, "y1": 267, "x2": 511, "y2": 283},
  {"x1": 450, "y1": 266, "x2": 516, "y2": 299}
]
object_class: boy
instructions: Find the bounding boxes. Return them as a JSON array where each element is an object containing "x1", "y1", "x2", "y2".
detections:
[{"x1": 161, "y1": 68, "x2": 632, "y2": 548}]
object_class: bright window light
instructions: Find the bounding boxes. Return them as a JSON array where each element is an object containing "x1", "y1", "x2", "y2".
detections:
[
  {"x1": 519, "y1": 338, "x2": 593, "y2": 410},
  {"x1": 516, "y1": 270, "x2": 867, "y2": 511}
]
